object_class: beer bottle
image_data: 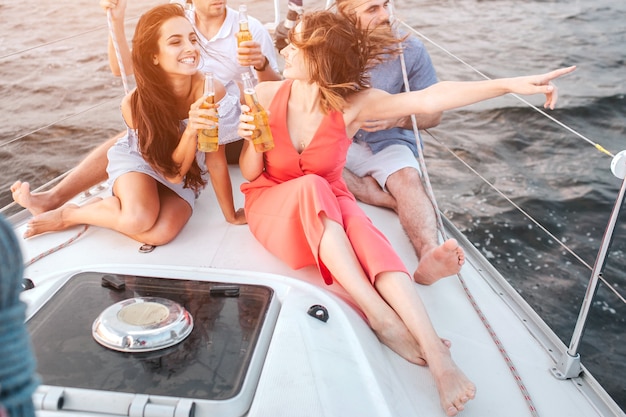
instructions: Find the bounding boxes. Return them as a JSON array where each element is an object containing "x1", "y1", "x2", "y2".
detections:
[
  {"x1": 241, "y1": 72, "x2": 274, "y2": 152},
  {"x1": 197, "y1": 72, "x2": 219, "y2": 152},
  {"x1": 236, "y1": 5, "x2": 253, "y2": 47}
]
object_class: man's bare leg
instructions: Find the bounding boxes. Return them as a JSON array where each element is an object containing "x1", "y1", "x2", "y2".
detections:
[
  {"x1": 11, "y1": 133, "x2": 122, "y2": 215},
  {"x1": 385, "y1": 167, "x2": 464, "y2": 285},
  {"x1": 343, "y1": 168, "x2": 397, "y2": 211}
]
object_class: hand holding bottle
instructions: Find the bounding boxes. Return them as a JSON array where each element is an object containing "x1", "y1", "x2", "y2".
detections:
[
  {"x1": 196, "y1": 72, "x2": 219, "y2": 152},
  {"x1": 235, "y1": 4, "x2": 269, "y2": 70},
  {"x1": 239, "y1": 73, "x2": 274, "y2": 152}
]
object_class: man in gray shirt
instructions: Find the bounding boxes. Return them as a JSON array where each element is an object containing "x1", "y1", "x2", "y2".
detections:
[{"x1": 338, "y1": 0, "x2": 465, "y2": 285}]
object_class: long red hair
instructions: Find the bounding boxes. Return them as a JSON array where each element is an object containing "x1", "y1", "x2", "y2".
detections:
[{"x1": 288, "y1": 10, "x2": 401, "y2": 113}]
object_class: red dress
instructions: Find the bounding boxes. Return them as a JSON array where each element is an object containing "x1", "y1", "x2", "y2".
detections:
[{"x1": 241, "y1": 80, "x2": 408, "y2": 285}]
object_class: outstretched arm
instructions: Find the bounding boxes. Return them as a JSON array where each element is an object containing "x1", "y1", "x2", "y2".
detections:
[
  {"x1": 101, "y1": 0, "x2": 134, "y2": 77},
  {"x1": 357, "y1": 66, "x2": 576, "y2": 124}
]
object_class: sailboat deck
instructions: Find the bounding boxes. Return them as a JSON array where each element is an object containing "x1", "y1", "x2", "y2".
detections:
[{"x1": 11, "y1": 166, "x2": 620, "y2": 417}]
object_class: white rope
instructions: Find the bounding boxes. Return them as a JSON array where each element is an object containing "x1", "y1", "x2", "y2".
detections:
[
  {"x1": 107, "y1": 9, "x2": 130, "y2": 95},
  {"x1": 24, "y1": 225, "x2": 90, "y2": 268}
]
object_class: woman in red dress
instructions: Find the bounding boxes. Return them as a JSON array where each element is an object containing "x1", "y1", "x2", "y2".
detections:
[{"x1": 238, "y1": 11, "x2": 575, "y2": 416}]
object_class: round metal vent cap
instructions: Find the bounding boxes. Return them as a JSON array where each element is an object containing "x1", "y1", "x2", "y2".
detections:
[{"x1": 92, "y1": 297, "x2": 193, "y2": 352}]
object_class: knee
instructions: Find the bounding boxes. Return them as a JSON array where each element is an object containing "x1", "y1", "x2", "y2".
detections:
[
  {"x1": 119, "y1": 206, "x2": 159, "y2": 236},
  {"x1": 298, "y1": 174, "x2": 329, "y2": 188},
  {"x1": 386, "y1": 167, "x2": 422, "y2": 193},
  {"x1": 145, "y1": 218, "x2": 187, "y2": 246},
  {"x1": 294, "y1": 174, "x2": 333, "y2": 197}
]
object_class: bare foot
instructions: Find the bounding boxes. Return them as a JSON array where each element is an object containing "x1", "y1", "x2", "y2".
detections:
[
  {"x1": 414, "y1": 239, "x2": 465, "y2": 285},
  {"x1": 370, "y1": 313, "x2": 453, "y2": 366},
  {"x1": 343, "y1": 170, "x2": 397, "y2": 211},
  {"x1": 371, "y1": 313, "x2": 427, "y2": 365},
  {"x1": 10, "y1": 181, "x2": 55, "y2": 216},
  {"x1": 431, "y1": 360, "x2": 476, "y2": 416},
  {"x1": 24, "y1": 204, "x2": 79, "y2": 238}
]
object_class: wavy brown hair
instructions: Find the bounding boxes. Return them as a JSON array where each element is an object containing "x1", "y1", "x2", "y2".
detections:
[
  {"x1": 130, "y1": 3, "x2": 206, "y2": 193},
  {"x1": 288, "y1": 10, "x2": 402, "y2": 113}
]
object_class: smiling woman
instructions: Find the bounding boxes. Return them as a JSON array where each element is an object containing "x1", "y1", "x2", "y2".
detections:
[{"x1": 12, "y1": 3, "x2": 234, "y2": 246}]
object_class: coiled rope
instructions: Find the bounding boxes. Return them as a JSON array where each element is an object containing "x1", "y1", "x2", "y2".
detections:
[{"x1": 0, "y1": 216, "x2": 38, "y2": 417}]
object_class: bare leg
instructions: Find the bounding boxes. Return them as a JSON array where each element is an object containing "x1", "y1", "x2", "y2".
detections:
[
  {"x1": 25, "y1": 173, "x2": 191, "y2": 245},
  {"x1": 318, "y1": 216, "x2": 475, "y2": 415},
  {"x1": 318, "y1": 216, "x2": 426, "y2": 365},
  {"x1": 375, "y1": 273, "x2": 476, "y2": 416},
  {"x1": 10, "y1": 133, "x2": 122, "y2": 215},
  {"x1": 385, "y1": 167, "x2": 464, "y2": 284},
  {"x1": 343, "y1": 168, "x2": 397, "y2": 211}
]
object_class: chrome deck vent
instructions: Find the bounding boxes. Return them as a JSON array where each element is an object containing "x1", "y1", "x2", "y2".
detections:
[{"x1": 92, "y1": 297, "x2": 193, "y2": 352}]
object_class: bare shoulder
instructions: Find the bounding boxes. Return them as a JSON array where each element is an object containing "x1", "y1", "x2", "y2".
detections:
[
  {"x1": 120, "y1": 90, "x2": 136, "y2": 128},
  {"x1": 255, "y1": 80, "x2": 286, "y2": 107}
]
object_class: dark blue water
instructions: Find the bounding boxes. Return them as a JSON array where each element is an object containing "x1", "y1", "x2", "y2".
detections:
[{"x1": 0, "y1": 0, "x2": 624, "y2": 410}]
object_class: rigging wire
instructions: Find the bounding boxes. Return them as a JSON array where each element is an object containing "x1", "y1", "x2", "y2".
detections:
[
  {"x1": 6, "y1": 10, "x2": 134, "y2": 265},
  {"x1": 0, "y1": 97, "x2": 122, "y2": 149},
  {"x1": 396, "y1": 20, "x2": 615, "y2": 159},
  {"x1": 393, "y1": 17, "x2": 624, "y2": 304},
  {"x1": 392, "y1": 8, "x2": 624, "y2": 413},
  {"x1": 0, "y1": 16, "x2": 140, "y2": 61},
  {"x1": 0, "y1": 26, "x2": 108, "y2": 61},
  {"x1": 0, "y1": 13, "x2": 135, "y2": 149},
  {"x1": 424, "y1": 128, "x2": 626, "y2": 305}
]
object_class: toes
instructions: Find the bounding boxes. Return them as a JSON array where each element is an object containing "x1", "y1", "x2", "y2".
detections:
[
  {"x1": 10, "y1": 180, "x2": 22, "y2": 193},
  {"x1": 23, "y1": 226, "x2": 35, "y2": 239},
  {"x1": 446, "y1": 405, "x2": 459, "y2": 416}
]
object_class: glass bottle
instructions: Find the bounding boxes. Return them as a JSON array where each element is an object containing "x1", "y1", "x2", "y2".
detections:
[
  {"x1": 241, "y1": 72, "x2": 274, "y2": 152},
  {"x1": 197, "y1": 72, "x2": 219, "y2": 152},
  {"x1": 236, "y1": 4, "x2": 253, "y2": 47}
]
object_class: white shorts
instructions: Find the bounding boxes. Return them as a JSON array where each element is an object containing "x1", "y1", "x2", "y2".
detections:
[{"x1": 345, "y1": 142, "x2": 421, "y2": 191}]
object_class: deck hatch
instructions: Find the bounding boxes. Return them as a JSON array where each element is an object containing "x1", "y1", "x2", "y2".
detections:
[{"x1": 27, "y1": 271, "x2": 275, "y2": 411}]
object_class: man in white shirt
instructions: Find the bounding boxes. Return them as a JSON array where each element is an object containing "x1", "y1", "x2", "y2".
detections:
[{"x1": 187, "y1": 1, "x2": 281, "y2": 88}]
